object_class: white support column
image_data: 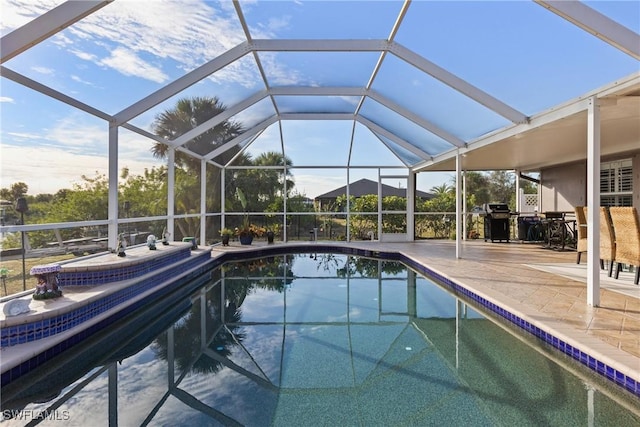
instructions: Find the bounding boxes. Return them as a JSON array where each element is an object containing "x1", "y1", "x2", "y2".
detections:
[
  {"x1": 283, "y1": 163, "x2": 288, "y2": 242},
  {"x1": 108, "y1": 363, "x2": 118, "y2": 426},
  {"x1": 407, "y1": 171, "x2": 416, "y2": 240},
  {"x1": 221, "y1": 167, "x2": 226, "y2": 230},
  {"x1": 515, "y1": 169, "x2": 521, "y2": 213},
  {"x1": 167, "y1": 325, "x2": 175, "y2": 388},
  {"x1": 462, "y1": 171, "x2": 467, "y2": 241},
  {"x1": 200, "y1": 288, "x2": 207, "y2": 350},
  {"x1": 107, "y1": 123, "x2": 119, "y2": 250},
  {"x1": 515, "y1": 169, "x2": 520, "y2": 241},
  {"x1": 200, "y1": 160, "x2": 207, "y2": 246},
  {"x1": 167, "y1": 148, "x2": 175, "y2": 241},
  {"x1": 455, "y1": 150, "x2": 462, "y2": 258},
  {"x1": 346, "y1": 169, "x2": 351, "y2": 242},
  {"x1": 377, "y1": 169, "x2": 382, "y2": 240},
  {"x1": 586, "y1": 96, "x2": 601, "y2": 307}
]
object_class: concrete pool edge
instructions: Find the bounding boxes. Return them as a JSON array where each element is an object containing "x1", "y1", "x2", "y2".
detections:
[
  {"x1": 1, "y1": 241, "x2": 636, "y2": 399},
  {"x1": 1, "y1": 245, "x2": 215, "y2": 384},
  {"x1": 209, "y1": 242, "x2": 640, "y2": 399}
]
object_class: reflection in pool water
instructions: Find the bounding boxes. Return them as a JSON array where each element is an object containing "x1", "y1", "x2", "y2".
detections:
[{"x1": 1, "y1": 253, "x2": 639, "y2": 426}]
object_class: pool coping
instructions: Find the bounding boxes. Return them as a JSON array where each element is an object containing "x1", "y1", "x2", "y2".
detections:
[
  {"x1": 0, "y1": 244, "x2": 215, "y2": 384},
  {"x1": 1, "y1": 241, "x2": 637, "y2": 399}
]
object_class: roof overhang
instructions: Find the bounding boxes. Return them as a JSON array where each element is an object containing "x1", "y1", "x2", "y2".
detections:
[{"x1": 414, "y1": 72, "x2": 640, "y2": 173}]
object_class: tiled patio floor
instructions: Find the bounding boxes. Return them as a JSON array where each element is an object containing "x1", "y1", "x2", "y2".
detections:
[{"x1": 211, "y1": 239, "x2": 640, "y2": 385}]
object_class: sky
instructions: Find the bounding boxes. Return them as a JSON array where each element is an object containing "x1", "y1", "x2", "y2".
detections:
[{"x1": 0, "y1": 0, "x2": 638, "y2": 198}]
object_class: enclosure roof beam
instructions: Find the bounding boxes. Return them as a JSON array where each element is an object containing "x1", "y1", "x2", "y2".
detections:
[
  {"x1": 249, "y1": 39, "x2": 389, "y2": 52},
  {"x1": 0, "y1": 66, "x2": 112, "y2": 122},
  {"x1": 356, "y1": 116, "x2": 433, "y2": 159},
  {"x1": 389, "y1": 43, "x2": 529, "y2": 125},
  {"x1": 204, "y1": 116, "x2": 278, "y2": 160},
  {"x1": 114, "y1": 42, "x2": 251, "y2": 124},
  {"x1": 0, "y1": 1, "x2": 113, "y2": 64},
  {"x1": 170, "y1": 90, "x2": 269, "y2": 149},
  {"x1": 269, "y1": 86, "x2": 367, "y2": 96},
  {"x1": 368, "y1": 89, "x2": 466, "y2": 148},
  {"x1": 535, "y1": 1, "x2": 640, "y2": 60}
]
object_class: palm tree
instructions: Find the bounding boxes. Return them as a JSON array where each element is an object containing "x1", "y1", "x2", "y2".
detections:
[
  {"x1": 430, "y1": 183, "x2": 454, "y2": 195},
  {"x1": 151, "y1": 97, "x2": 245, "y2": 238},
  {"x1": 151, "y1": 97, "x2": 243, "y2": 171}
]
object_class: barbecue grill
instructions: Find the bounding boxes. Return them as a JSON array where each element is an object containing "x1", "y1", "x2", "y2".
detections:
[{"x1": 482, "y1": 203, "x2": 512, "y2": 242}]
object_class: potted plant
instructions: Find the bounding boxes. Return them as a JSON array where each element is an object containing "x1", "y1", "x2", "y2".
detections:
[
  {"x1": 266, "y1": 230, "x2": 275, "y2": 244},
  {"x1": 265, "y1": 223, "x2": 279, "y2": 244},
  {"x1": 220, "y1": 228, "x2": 234, "y2": 246},
  {"x1": 234, "y1": 188, "x2": 265, "y2": 245},
  {"x1": 236, "y1": 223, "x2": 265, "y2": 245}
]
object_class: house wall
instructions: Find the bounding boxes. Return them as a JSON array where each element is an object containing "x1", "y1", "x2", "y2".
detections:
[
  {"x1": 634, "y1": 152, "x2": 640, "y2": 209},
  {"x1": 540, "y1": 150, "x2": 640, "y2": 212},
  {"x1": 540, "y1": 162, "x2": 586, "y2": 213}
]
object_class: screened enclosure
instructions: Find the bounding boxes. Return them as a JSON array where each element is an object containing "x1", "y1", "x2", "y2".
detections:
[{"x1": 1, "y1": 0, "x2": 638, "y2": 248}]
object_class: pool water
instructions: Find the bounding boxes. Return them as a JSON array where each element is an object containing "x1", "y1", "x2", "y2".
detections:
[{"x1": 2, "y1": 253, "x2": 639, "y2": 426}]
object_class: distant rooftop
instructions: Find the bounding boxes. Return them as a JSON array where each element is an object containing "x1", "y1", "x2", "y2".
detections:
[{"x1": 315, "y1": 178, "x2": 433, "y2": 200}]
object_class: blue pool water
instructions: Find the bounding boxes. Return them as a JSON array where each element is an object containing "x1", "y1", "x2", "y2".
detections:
[{"x1": 1, "y1": 253, "x2": 639, "y2": 426}]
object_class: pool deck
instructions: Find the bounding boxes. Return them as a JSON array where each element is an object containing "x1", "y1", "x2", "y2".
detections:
[
  {"x1": 211, "y1": 239, "x2": 640, "y2": 391},
  {"x1": 1, "y1": 238, "x2": 637, "y2": 397}
]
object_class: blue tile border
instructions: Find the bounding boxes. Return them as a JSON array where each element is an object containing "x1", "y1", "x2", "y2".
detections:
[
  {"x1": 3, "y1": 243, "x2": 636, "y2": 399},
  {"x1": 1, "y1": 259, "x2": 213, "y2": 387},
  {"x1": 58, "y1": 247, "x2": 192, "y2": 286},
  {"x1": 1, "y1": 250, "x2": 212, "y2": 349},
  {"x1": 398, "y1": 254, "x2": 639, "y2": 399},
  {"x1": 212, "y1": 244, "x2": 639, "y2": 399}
]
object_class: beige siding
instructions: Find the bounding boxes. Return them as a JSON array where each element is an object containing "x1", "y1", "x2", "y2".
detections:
[
  {"x1": 540, "y1": 162, "x2": 586, "y2": 212},
  {"x1": 540, "y1": 151, "x2": 640, "y2": 212}
]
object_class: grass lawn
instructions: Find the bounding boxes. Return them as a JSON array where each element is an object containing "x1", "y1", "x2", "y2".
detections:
[{"x1": 1, "y1": 254, "x2": 75, "y2": 297}]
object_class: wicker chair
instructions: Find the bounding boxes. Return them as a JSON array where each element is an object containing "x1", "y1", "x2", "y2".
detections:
[
  {"x1": 599, "y1": 207, "x2": 616, "y2": 277},
  {"x1": 574, "y1": 206, "x2": 587, "y2": 264},
  {"x1": 609, "y1": 207, "x2": 640, "y2": 285}
]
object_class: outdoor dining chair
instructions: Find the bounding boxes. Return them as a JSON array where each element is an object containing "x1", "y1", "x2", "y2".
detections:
[
  {"x1": 599, "y1": 207, "x2": 616, "y2": 277},
  {"x1": 574, "y1": 206, "x2": 587, "y2": 264},
  {"x1": 608, "y1": 207, "x2": 640, "y2": 285}
]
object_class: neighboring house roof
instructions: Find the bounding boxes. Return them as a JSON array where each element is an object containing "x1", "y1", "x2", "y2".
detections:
[{"x1": 315, "y1": 179, "x2": 433, "y2": 200}]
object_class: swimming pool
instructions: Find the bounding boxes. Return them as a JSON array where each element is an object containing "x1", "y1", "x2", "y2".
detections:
[{"x1": 1, "y1": 253, "x2": 639, "y2": 426}]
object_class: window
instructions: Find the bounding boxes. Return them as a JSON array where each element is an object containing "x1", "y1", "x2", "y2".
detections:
[{"x1": 600, "y1": 159, "x2": 633, "y2": 207}]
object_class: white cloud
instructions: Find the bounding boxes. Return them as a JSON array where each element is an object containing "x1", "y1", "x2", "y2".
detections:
[
  {"x1": 0, "y1": 143, "x2": 163, "y2": 195},
  {"x1": 0, "y1": 96, "x2": 15, "y2": 103},
  {"x1": 100, "y1": 47, "x2": 168, "y2": 83},
  {"x1": 69, "y1": 49, "x2": 97, "y2": 61},
  {"x1": 266, "y1": 15, "x2": 291, "y2": 33},
  {"x1": 70, "y1": 74, "x2": 97, "y2": 86},
  {"x1": 6, "y1": 131, "x2": 41, "y2": 140},
  {"x1": 0, "y1": 144, "x2": 106, "y2": 193},
  {"x1": 0, "y1": 0, "x2": 61, "y2": 35},
  {"x1": 69, "y1": 1, "x2": 261, "y2": 87},
  {"x1": 31, "y1": 66, "x2": 54, "y2": 75},
  {"x1": 1, "y1": 112, "x2": 164, "y2": 194}
]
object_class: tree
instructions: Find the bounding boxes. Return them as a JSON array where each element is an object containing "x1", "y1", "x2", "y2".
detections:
[
  {"x1": 224, "y1": 152, "x2": 297, "y2": 236},
  {"x1": 150, "y1": 96, "x2": 245, "y2": 239},
  {"x1": 0, "y1": 182, "x2": 29, "y2": 202},
  {"x1": 151, "y1": 97, "x2": 243, "y2": 171},
  {"x1": 419, "y1": 192, "x2": 456, "y2": 238},
  {"x1": 429, "y1": 183, "x2": 453, "y2": 195},
  {"x1": 486, "y1": 170, "x2": 515, "y2": 206},
  {"x1": 450, "y1": 172, "x2": 490, "y2": 207}
]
